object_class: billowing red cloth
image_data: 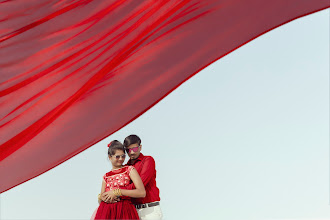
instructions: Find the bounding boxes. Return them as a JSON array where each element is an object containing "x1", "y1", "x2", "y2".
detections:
[{"x1": 0, "y1": 0, "x2": 329, "y2": 193}]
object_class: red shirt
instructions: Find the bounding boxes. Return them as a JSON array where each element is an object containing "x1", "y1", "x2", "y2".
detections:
[{"x1": 126, "y1": 153, "x2": 160, "y2": 204}]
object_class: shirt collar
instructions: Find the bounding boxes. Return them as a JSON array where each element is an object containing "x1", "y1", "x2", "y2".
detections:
[{"x1": 127, "y1": 153, "x2": 144, "y2": 165}]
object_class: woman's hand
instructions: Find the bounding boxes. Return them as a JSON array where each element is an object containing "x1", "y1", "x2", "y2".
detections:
[{"x1": 102, "y1": 191, "x2": 119, "y2": 203}]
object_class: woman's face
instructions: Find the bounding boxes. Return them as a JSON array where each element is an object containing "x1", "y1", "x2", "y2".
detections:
[{"x1": 109, "y1": 149, "x2": 126, "y2": 167}]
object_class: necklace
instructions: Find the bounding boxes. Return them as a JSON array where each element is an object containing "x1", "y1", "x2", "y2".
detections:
[{"x1": 111, "y1": 165, "x2": 123, "y2": 171}]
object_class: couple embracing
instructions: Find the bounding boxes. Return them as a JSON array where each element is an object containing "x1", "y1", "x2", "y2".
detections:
[{"x1": 92, "y1": 135, "x2": 162, "y2": 220}]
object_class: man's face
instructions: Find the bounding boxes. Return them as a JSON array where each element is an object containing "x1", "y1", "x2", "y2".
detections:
[{"x1": 126, "y1": 143, "x2": 141, "y2": 160}]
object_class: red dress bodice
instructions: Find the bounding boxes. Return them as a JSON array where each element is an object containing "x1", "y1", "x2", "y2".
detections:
[{"x1": 103, "y1": 166, "x2": 134, "y2": 192}]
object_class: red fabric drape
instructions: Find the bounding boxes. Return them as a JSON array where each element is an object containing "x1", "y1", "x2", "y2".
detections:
[{"x1": 0, "y1": 0, "x2": 329, "y2": 193}]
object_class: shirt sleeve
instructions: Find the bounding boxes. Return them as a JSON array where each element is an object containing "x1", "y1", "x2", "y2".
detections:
[{"x1": 126, "y1": 156, "x2": 156, "y2": 190}]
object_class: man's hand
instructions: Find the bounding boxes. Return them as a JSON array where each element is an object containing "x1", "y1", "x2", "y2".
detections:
[{"x1": 102, "y1": 191, "x2": 120, "y2": 203}]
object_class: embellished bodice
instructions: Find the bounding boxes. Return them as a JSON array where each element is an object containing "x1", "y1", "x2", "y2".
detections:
[{"x1": 103, "y1": 166, "x2": 134, "y2": 192}]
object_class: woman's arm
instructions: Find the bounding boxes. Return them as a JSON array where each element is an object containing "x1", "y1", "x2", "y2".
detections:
[
  {"x1": 120, "y1": 168, "x2": 146, "y2": 198},
  {"x1": 98, "y1": 180, "x2": 106, "y2": 204}
]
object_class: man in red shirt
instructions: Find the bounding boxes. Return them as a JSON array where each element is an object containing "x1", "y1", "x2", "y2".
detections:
[{"x1": 124, "y1": 134, "x2": 163, "y2": 220}]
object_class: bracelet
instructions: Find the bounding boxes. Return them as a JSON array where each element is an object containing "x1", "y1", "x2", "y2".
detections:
[
  {"x1": 118, "y1": 188, "x2": 122, "y2": 196},
  {"x1": 98, "y1": 193, "x2": 101, "y2": 201},
  {"x1": 113, "y1": 188, "x2": 122, "y2": 197}
]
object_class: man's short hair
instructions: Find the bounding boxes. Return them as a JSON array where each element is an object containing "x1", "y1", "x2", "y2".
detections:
[{"x1": 123, "y1": 134, "x2": 141, "y2": 148}]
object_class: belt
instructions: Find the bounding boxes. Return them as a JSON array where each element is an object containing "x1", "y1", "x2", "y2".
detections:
[{"x1": 135, "y1": 201, "x2": 160, "y2": 209}]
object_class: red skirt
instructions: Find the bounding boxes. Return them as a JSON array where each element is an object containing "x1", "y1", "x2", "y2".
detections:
[{"x1": 94, "y1": 199, "x2": 139, "y2": 220}]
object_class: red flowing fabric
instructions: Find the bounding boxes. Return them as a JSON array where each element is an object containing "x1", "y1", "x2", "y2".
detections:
[{"x1": 0, "y1": 0, "x2": 329, "y2": 193}]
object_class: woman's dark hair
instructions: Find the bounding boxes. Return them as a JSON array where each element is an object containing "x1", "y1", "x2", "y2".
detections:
[
  {"x1": 107, "y1": 140, "x2": 125, "y2": 156},
  {"x1": 123, "y1": 134, "x2": 141, "y2": 148}
]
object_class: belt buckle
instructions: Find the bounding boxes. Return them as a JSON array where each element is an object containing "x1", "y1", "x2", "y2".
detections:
[{"x1": 137, "y1": 202, "x2": 159, "y2": 209}]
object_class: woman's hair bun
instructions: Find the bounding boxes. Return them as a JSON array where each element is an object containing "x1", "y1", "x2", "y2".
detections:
[{"x1": 107, "y1": 140, "x2": 125, "y2": 156}]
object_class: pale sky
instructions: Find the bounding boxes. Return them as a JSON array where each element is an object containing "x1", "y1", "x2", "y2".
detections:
[{"x1": 1, "y1": 9, "x2": 329, "y2": 220}]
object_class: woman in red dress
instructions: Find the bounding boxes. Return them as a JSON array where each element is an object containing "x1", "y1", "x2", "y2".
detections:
[{"x1": 92, "y1": 140, "x2": 146, "y2": 220}]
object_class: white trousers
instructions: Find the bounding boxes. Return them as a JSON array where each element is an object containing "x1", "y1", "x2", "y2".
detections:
[{"x1": 136, "y1": 204, "x2": 163, "y2": 220}]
